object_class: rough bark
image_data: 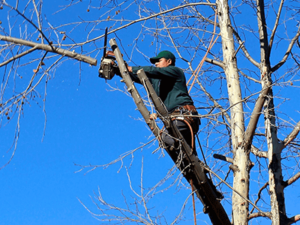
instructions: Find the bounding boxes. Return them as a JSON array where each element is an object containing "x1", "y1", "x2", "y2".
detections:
[
  {"x1": 264, "y1": 88, "x2": 286, "y2": 225},
  {"x1": 256, "y1": 0, "x2": 287, "y2": 223},
  {"x1": 216, "y1": 0, "x2": 248, "y2": 223}
]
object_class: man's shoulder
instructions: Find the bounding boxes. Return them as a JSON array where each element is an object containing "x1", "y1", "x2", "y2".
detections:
[
  {"x1": 165, "y1": 65, "x2": 182, "y2": 71},
  {"x1": 132, "y1": 65, "x2": 156, "y2": 73},
  {"x1": 166, "y1": 66, "x2": 184, "y2": 75}
]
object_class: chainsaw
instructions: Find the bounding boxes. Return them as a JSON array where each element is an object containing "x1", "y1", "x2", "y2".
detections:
[{"x1": 98, "y1": 28, "x2": 118, "y2": 80}]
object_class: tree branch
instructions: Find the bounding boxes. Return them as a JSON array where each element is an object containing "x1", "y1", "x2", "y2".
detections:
[
  {"x1": 244, "y1": 83, "x2": 271, "y2": 150},
  {"x1": 271, "y1": 27, "x2": 300, "y2": 72},
  {"x1": 71, "y1": 2, "x2": 216, "y2": 46},
  {"x1": 239, "y1": 70, "x2": 261, "y2": 84},
  {"x1": 257, "y1": 0, "x2": 270, "y2": 65},
  {"x1": 288, "y1": 214, "x2": 300, "y2": 225},
  {"x1": 251, "y1": 145, "x2": 268, "y2": 158},
  {"x1": 0, "y1": 46, "x2": 38, "y2": 67},
  {"x1": 232, "y1": 28, "x2": 260, "y2": 68},
  {"x1": 213, "y1": 154, "x2": 233, "y2": 163},
  {"x1": 204, "y1": 164, "x2": 266, "y2": 216},
  {"x1": 0, "y1": 35, "x2": 97, "y2": 65},
  {"x1": 195, "y1": 77, "x2": 231, "y2": 125},
  {"x1": 250, "y1": 182, "x2": 268, "y2": 214},
  {"x1": 4, "y1": 2, "x2": 52, "y2": 46},
  {"x1": 205, "y1": 57, "x2": 225, "y2": 68},
  {"x1": 283, "y1": 172, "x2": 300, "y2": 188},
  {"x1": 248, "y1": 212, "x2": 272, "y2": 220},
  {"x1": 268, "y1": 0, "x2": 284, "y2": 51},
  {"x1": 283, "y1": 121, "x2": 300, "y2": 148},
  {"x1": 158, "y1": 7, "x2": 230, "y2": 125},
  {"x1": 188, "y1": 1, "x2": 260, "y2": 70},
  {"x1": 184, "y1": 0, "x2": 217, "y2": 25}
]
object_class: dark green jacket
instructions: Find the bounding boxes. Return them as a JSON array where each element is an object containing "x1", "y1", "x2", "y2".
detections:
[{"x1": 130, "y1": 66, "x2": 194, "y2": 112}]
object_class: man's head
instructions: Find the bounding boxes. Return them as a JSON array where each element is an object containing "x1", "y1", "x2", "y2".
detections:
[{"x1": 150, "y1": 50, "x2": 176, "y2": 68}]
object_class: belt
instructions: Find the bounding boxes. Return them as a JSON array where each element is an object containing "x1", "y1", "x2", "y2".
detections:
[
  {"x1": 173, "y1": 105, "x2": 197, "y2": 113},
  {"x1": 170, "y1": 105, "x2": 199, "y2": 133}
]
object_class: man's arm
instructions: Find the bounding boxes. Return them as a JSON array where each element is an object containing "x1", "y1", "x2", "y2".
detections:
[
  {"x1": 127, "y1": 66, "x2": 133, "y2": 73},
  {"x1": 131, "y1": 66, "x2": 180, "y2": 79},
  {"x1": 114, "y1": 64, "x2": 142, "y2": 84}
]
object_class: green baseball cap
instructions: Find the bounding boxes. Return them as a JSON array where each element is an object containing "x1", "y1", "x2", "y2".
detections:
[{"x1": 150, "y1": 50, "x2": 176, "y2": 65}]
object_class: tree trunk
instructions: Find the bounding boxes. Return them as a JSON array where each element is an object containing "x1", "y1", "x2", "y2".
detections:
[
  {"x1": 264, "y1": 88, "x2": 286, "y2": 224},
  {"x1": 256, "y1": 0, "x2": 287, "y2": 223},
  {"x1": 216, "y1": 0, "x2": 249, "y2": 224}
]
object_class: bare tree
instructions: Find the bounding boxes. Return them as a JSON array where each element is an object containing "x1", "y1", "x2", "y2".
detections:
[{"x1": 1, "y1": 0, "x2": 300, "y2": 224}]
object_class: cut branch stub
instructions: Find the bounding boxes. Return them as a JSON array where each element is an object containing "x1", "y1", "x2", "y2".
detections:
[{"x1": 213, "y1": 154, "x2": 233, "y2": 163}]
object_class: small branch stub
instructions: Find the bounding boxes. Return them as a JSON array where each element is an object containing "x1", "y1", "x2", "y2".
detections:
[
  {"x1": 213, "y1": 154, "x2": 233, "y2": 163},
  {"x1": 229, "y1": 164, "x2": 240, "y2": 173}
]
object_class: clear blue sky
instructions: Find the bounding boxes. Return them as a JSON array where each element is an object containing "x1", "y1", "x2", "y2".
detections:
[{"x1": 1, "y1": 0, "x2": 300, "y2": 225}]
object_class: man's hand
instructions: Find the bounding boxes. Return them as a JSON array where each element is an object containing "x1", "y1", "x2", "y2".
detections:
[
  {"x1": 105, "y1": 51, "x2": 115, "y2": 57},
  {"x1": 149, "y1": 113, "x2": 157, "y2": 120},
  {"x1": 125, "y1": 62, "x2": 132, "y2": 72},
  {"x1": 105, "y1": 51, "x2": 132, "y2": 72}
]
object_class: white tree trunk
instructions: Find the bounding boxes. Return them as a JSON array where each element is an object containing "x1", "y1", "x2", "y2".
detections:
[{"x1": 216, "y1": 0, "x2": 248, "y2": 224}]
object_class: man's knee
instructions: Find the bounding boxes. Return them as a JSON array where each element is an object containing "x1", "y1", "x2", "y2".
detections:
[{"x1": 161, "y1": 131, "x2": 175, "y2": 147}]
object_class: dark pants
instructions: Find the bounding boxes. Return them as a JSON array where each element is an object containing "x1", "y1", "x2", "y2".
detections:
[{"x1": 161, "y1": 112, "x2": 200, "y2": 151}]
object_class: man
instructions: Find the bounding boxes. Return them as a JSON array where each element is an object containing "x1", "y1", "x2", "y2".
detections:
[{"x1": 124, "y1": 51, "x2": 200, "y2": 152}]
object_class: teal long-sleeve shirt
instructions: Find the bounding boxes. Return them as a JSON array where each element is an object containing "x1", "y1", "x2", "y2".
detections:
[{"x1": 130, "y1": 65, "x2": 194, "y2": 112}]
